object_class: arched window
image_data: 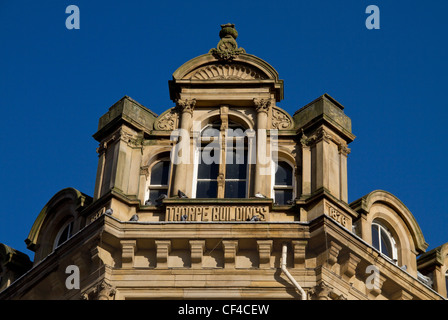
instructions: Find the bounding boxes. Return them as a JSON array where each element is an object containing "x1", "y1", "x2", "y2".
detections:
[
  {"x1": 272, "y1": 161, "x2": 294, "y2": 205},
  {"x1": 147, "y1": 160, "x2": 171, "y2": 205},
  {"x1": 371, "y1": 220, "x2": 398, "y2": 263},
  {"x1": 194, "y1": 121, "x2": 248, "y2": 198},
  {"x1": 54, "y1": 220, "x2": 74, "y2": 249},
  {"x1": 445, "y1": 271, "x2": 448, "y2": 298}
]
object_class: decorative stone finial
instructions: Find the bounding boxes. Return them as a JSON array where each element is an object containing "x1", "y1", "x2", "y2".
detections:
[{"x1": 210, "y1": 23, "x2": 245, "y2": 61}]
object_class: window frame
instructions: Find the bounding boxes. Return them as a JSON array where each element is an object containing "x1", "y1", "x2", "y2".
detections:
[
  {"x1": 146, "y1": 158, "x2": 172, "y2": 205},
  {"x1": 271, "y1": 159, "x2": 295, "y2": 205},
  {"x1": 371, "y1": 220, "x2": 398, "y2": 264},
  {"x1": 53, "y1": 219, "x2": 74, "y2": 249},
  {"x1": 192, "y1": 121, "x2": 250, "y2": 199}
]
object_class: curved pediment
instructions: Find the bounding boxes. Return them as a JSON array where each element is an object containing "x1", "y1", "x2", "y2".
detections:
[
  {"x1": 169, "y1": 24, "x2": 284, "y2": 103},
  {"x1": 172, "y1": 53, "x2": 280, "y2": 82}
]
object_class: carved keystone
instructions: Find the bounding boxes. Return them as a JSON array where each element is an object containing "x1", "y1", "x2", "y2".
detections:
[{"x1": 311, "y1": 281, "x2": 333, "y2": 300}]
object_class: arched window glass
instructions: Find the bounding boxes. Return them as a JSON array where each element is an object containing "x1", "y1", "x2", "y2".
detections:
[
  {"x1": 54, "y1": 220, "x2": 74, "y2": 249},
  {"x1": 147, "y1": 160, "x2": 170, "y2": 204},
  {"x1": 195, "y1": 121, "x2": 248, "y2": 198},
  {"x1": 371, "y1": 220, "x2": 398, "y2": 263},
  {"x1": 273, "y1": 161, "x2": 294, "y2": 205}
]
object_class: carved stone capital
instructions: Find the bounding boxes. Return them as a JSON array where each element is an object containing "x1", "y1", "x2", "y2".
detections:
[
  {"x1": 338, "y1": 142, "x2": 351, "y2": 156},
  {"x1": 176, "y1": 99, "x2": 196, "y2": 116},
  {"x1": 310, "y1": 281, "x2": 333, "y2": 300},
  {"x1": 140, "y1": 165, "x2": 149, "y2": 178},
  {"x1": 253, "y1": 98, "x2": 271, "y2": 114},
  {"x1": 81, "y1": 280, "x2": 116, "y2": 300}
]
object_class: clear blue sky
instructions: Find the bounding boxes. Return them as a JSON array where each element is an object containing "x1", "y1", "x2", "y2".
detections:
[{"x1": 1, "y1": 0, "x2": 447, "y2": 259}]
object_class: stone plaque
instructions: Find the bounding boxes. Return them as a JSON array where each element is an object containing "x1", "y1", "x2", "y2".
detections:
[{"x1": 166, "y1": 205, "x2": 269, "y2": 222}]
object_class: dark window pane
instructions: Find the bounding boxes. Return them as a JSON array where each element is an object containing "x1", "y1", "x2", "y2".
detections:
[
  {"x1": 225, "y1": 181, "x2": 246, "y2": 198},
  {"x1": 275, "y1": 162, "x2": 293, "y2": 186},
  {"x1": 150, "y1": 161, "x2": 170, "y2": 185},
  {"x1": 274, "y1": 190, "x2": 293, "y2": 205},
  {"x1": 225, "y1": 149, "x2": 247, "y2": 179},
  {"x1": 56, "y1": 222, "x2": 72, "y2": 247},
  {"x1": 226, "y1": 163, "x2": 247, "y2": 180},
  {"x1": 380, "y1": 229, "x2": 393, "y2": 258},
  {"x1": 198, "y1": 162, "x2": 219, "y2": 179},
  {"x1": 149, "y1": 190, "x2": 167, "y2": 204},
  {"x1": 372, "y1": 225, "x2": 380, "y2": 251},
  {"x1": 196, "y1": 181, "x2": 217, "y2": 198}
]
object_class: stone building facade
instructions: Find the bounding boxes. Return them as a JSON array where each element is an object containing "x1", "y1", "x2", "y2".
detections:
[{"x1": 1, "y1": 24, "x2": 447, "y2": 300}]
